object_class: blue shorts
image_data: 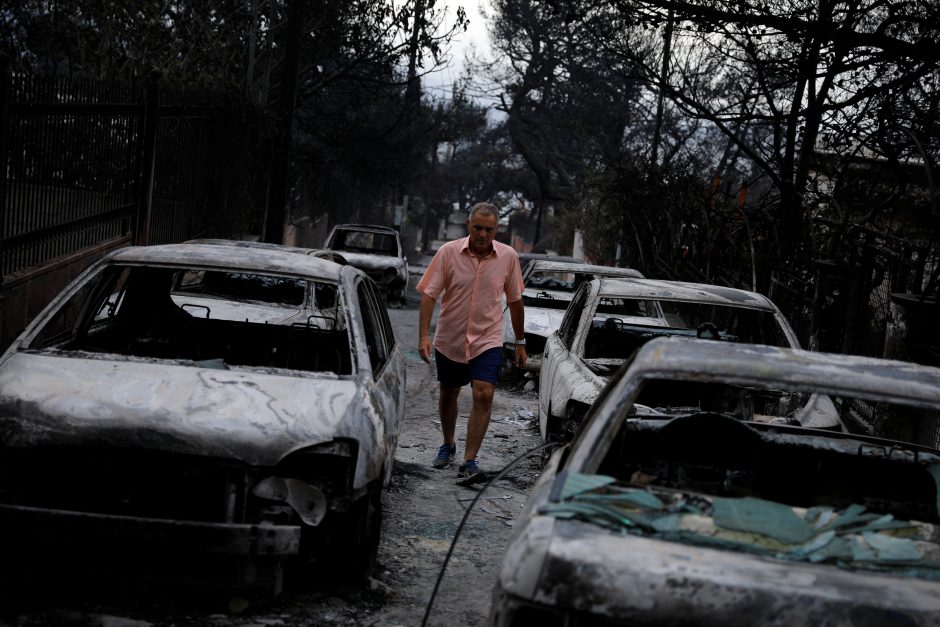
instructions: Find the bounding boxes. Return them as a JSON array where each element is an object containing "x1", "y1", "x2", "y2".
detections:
[{"x1": 435, "y1": 347, "x2": 503, "y2": 386}]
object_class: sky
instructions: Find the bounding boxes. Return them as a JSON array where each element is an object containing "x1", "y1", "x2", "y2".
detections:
[{"x1": 423, "y1": 0, "x2": 491, "y2": 100}]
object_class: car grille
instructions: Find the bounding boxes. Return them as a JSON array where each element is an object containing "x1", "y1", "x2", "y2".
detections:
[
  {"x1": 362, "y1": 268, "x2": 386, "y2": 281},
  {"x1": 0, "y1": 446, "x2": 249, "y2": 523}
]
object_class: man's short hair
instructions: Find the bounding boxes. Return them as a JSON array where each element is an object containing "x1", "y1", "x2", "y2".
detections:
[{"x1": 468, "y1": 202, "x2": 498, "y2": 220}]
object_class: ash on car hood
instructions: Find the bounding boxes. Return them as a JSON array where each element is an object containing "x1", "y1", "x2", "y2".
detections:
[
  {"x1": 530, "y1": 518, "x2": 940, "y2": 624},
  {"x1": 0, "y1": 352, "x2": 375, "y2": 469}
]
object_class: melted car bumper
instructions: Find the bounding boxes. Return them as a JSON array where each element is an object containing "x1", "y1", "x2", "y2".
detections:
[
  {"x1": 0, "y1": 503, "x2": 301, "y2": 556},
  {"x1": 513, "y1": 519, "x2": 940, "y2": 625}
]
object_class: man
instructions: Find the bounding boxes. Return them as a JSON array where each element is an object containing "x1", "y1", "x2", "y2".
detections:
[{"x1": 416, "y1": 202, "x2": 527, "y2": 486}]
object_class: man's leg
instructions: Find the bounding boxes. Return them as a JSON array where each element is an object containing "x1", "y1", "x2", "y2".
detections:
[
  {"x1": 439, "y1": 383, "x2": 461, "y2": 446},
  {"x1": 432, "y1": 350, "x2": 469, "y2": 468},
  {"x1": 464, "y1": 380, "x2": 495, "y2": 462}
]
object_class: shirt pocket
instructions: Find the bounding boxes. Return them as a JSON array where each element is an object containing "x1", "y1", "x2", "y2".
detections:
[{"x1": 484, "y1": 273, "x2": 505, "y2": 304}]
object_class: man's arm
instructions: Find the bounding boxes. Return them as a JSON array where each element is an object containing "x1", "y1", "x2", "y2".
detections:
[
  {"x1": 507, "y1": 298, "x2": 527, "y2": 368},
  {"x1": 418, "y1": 293, "x2": 436, "y2": 363}
]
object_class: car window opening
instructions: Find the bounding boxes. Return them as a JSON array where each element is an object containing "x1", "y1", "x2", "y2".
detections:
[
  {"x1": 536, "y1": 383, "x2": 940, "y2": 575},
  {"x1": 29, "y1": 265, "x2": 352, "y2": 375}
]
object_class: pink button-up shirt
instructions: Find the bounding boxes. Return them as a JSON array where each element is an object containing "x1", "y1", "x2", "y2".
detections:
[{"x1": 416, "y1": 237, "x2": 524, "y2": 363}]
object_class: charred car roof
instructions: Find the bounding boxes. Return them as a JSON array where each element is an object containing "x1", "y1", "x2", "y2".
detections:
[
  {"x1": 526, "y1": 260, "x2": 645, "y2": 277},
  {"x1": 109, "y1": 242, "x2": 345, "y2": 281},
  {"x1": 631, "y1": 337, "x2": 940, "y2": 401},
  {"x1": 596, "y1": 277, "x2": 781, "y2": 309}
]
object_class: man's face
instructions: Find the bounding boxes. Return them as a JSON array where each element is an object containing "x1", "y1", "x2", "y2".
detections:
[{"x1": 466, "y1": 212, "x2": 498, "y2": 256}]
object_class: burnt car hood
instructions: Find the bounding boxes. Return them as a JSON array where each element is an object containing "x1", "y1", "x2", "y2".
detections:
[
  {"x1": 525, "y1": 516, "x2": 940, "y2": 624},
  {"x1": 335, "y1": 251, "x2": 405, "y2": 273},
  {"x1": 0, "y1": 352, "x2": 380, "y2": 471}
]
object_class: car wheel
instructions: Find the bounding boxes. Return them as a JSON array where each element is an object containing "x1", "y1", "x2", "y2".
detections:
[
  {"x1": 543, "y1": 403, "x2": 561, "y2": 439},
  {"x1": 542, "y1": 408, "x2": 563, "y2": 461},
  {"x1": 333, "y1": 484, "x2": 383, "y2": 583}
]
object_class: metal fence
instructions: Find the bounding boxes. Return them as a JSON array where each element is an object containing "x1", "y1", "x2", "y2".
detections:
[
  {"x1": 149, "y1": 95, "x2": 211, "y2": 245},
  {"x1": 0, "y1": 60, "x2": 231, "y2": 280},
  {"x1": 0, "y1": 67, "x2": 143, "y2": 277}
]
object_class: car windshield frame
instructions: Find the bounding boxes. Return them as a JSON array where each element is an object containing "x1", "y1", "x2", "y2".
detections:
[
  {"x1": 22, "y1": 260, "x2": 350, "y2": 375},
  {"x1": 565, "y1": 339, "x2": 940, "y2": 476},
  {"x1": 579, "y1": 297, "x2": 793, "y2": 359}
]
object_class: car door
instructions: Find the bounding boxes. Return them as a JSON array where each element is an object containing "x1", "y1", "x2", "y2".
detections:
[
  {"x1": 538, "y1": 282, "x2": 592, "y2": 439},
  {"x1": 353, "y1": 275, "x2": 406, "y2": 484}
]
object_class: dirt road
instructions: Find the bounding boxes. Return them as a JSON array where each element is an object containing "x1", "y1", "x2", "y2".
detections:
[
  {"x1": 355, "y1": 301, "x2": 543, "y2": 626},
  {"x1": 0, "y1": 289, "x2": 543, "y2": 627}
]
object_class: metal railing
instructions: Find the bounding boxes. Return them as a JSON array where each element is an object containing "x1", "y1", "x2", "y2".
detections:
[{"x1": 0, "y1": 63, "x2": 143, "y2": 277}]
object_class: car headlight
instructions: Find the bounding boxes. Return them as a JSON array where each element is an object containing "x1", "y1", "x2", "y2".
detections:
[
  {"x1": 252, "y1": 477, "x2": 326, "y2": 526},
  {"x1": 252, "y1": 440, "x2": 356, "y2": 526}
]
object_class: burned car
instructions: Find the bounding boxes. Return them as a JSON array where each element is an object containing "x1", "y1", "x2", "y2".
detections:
[
  {"x1": 502, "y1": 260, "x2": 644, "y2": 372},
  {"x1": 493, "y1": 338, "x2": 940, "y2": 626},
  {"x1": 538, "y1": 276, "x2": 838, "y2": 442},
  {"x1": 0, "y1": 242, "x2": 405, "y2": 593},
  {"x1": 323, "y1": 223, "x2": 408, "y2": 305}
]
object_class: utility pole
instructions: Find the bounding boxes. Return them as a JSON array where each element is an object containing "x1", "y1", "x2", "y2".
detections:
[
  {"x1": 405, "y1": 0, "x2": 425, "y2": 109},
  {"x1": 650, "y1": 9, "x2": 674, "y2": 170},
  {"x1": 405, "y1": 0, "x2": 429, "y2": 250},
  {"x1": 263, "y1": 0, "x2": 304, "y2": 244}
]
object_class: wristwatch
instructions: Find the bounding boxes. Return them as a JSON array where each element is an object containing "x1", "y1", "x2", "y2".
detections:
[{"x1": 514, "y1": 338, "x2": 526, "y2": 346}]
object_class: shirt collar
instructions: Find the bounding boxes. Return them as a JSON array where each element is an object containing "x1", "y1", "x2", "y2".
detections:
[{"x1": 461, "y1": 236, "x2": 498, "y2": 258}]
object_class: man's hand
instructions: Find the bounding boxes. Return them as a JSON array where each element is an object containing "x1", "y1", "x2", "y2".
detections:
[
  {"x1": 515, "y1": 344, "x2": 527, "y2": 369},
  {"x1": 419, "y1": 336, "x2": 433, "y2": 363},
  {"x1": 418, "y1": 294, "x2": 436, "y2": 364}
]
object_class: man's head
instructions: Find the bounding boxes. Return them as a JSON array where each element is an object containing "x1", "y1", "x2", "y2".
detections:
[{"x1": 466, "y1": 202, "x2": 499, "y2": 256}]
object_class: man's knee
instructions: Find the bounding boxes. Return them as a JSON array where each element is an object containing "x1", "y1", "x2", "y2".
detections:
[
  {"x1": 440, "y1": 384, "x2": 461, "y2": 402},
  {"x1": 471, "y1": 381, "x2": 495, "y2": 405}
]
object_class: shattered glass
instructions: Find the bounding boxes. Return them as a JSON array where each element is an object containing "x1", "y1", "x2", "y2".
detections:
[{"x1": 540, "y1": 472, "x2": 940, "y2": 578}]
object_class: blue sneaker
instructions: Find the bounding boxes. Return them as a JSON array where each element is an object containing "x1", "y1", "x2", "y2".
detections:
[
  {"x1": 432, "y1": 443, "x2": 456, "y2": 469},
  {"x1": 457, "y1": 459, "x2": 488, "y2": 486}
]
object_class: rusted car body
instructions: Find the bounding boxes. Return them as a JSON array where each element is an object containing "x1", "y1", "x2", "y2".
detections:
[
  {"x1": 493, "y1": 338, "x2": 940, "y2": 626},
  {"x1": 323, "y1": 223, "x2": 409, "y2": 305},
  {"x1": 537, "y1": 276, "x2": 839, "y2": 442},
  {"x1": 0, "y1": 242, "x2": 405, "y2": 592},
  {"x1": 502, "y1": 260, "x2": 644, "y2": 372}
]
